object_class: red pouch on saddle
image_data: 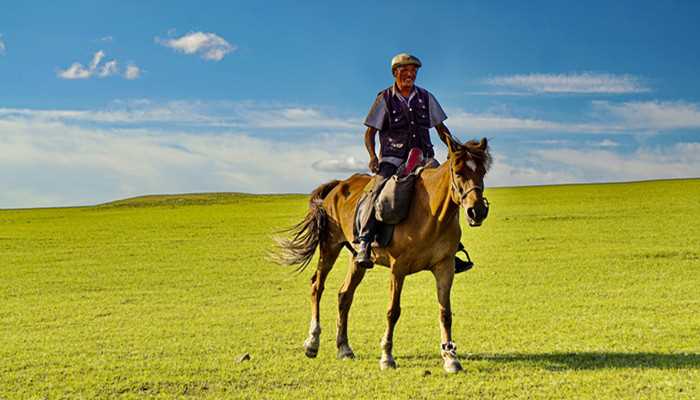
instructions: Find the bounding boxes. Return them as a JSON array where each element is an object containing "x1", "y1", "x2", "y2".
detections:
[
  {"x1": 397, "y1": 147, "x2": 423, "y2": 177},
  {"x1": 375, "y1": 148, "x2": 423, "y2": 225}
]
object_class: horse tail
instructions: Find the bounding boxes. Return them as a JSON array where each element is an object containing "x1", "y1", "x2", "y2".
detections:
[{"x1": 272, "y1": 180, "x2": 341, "y2": 272}]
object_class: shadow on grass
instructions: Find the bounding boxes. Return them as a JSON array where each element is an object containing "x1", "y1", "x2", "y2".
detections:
[
  {"x1": 465, "y1": 352, "x2": 700, "y2": 370},
  {"x1": 400, "y1": 352, "x2": 700, "y2": 370}
]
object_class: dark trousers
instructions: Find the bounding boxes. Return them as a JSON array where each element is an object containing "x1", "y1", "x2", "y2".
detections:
[{"x1": 356, "y1": 162, "x2": 398, "y2": 243}]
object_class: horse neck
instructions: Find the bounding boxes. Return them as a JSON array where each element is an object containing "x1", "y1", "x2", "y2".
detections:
[{"x1": 422, "y1": 161, "x2": 459, "y2": 222}]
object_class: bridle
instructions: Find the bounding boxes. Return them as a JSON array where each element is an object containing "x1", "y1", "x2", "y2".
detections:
[{"x1": 449, "y1": 157, "x2": 489, "y2": 208}]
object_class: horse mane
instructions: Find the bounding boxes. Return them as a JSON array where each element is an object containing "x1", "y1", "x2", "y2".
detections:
[{"x1": 451, "y1": 137, "x2": 492, "y2": 172}]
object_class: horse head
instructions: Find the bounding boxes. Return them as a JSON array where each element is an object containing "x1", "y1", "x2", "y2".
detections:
[{"x1": 445, "y1": 136, "x2": 492, "y2": 227}]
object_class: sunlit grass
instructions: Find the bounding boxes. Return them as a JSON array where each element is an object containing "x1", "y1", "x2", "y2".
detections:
[{"x1": 1, "y1": 179, "x2": 699, "y2": 398}]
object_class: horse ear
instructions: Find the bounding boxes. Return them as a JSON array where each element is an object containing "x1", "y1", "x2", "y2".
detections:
[{"x1": 479, "y1": 137, "x2": 488, "y2": 150}]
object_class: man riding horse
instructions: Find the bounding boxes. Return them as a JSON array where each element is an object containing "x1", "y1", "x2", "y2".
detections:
[
  {"x1": 274, "y1": 53, "x2": 491, "y2": 372},
  {"x1": 355, "y1": 53, "x2": 472, "y2": 271}
]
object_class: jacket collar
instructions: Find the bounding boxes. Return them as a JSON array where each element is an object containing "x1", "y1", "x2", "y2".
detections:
[{"x1": 391, "y1": 83, "x2": 418, "y2": 103}]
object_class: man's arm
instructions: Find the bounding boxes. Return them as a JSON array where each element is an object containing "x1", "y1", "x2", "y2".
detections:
[
  {"x1": 364, "y1": 126, "x2": 379, "y2": 173},
  {"x1": 435, "y1": 122, "x2": 462, "y2": 155},
  {"x1": 435, "y1": 122, "x2": 452, "y2": 146}
]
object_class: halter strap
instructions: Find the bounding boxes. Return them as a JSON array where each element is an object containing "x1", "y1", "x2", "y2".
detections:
[{"x1": 449, "y1": 160, "x2": 484, "y2": 203}]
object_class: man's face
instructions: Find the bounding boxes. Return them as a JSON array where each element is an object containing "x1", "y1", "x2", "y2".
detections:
[{"x1": 394, "y1": 65, "x2": 417, "y2": 90}]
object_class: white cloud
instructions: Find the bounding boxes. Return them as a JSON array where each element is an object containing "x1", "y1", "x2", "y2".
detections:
[
  {"x1": 449, "y1": 110, "x2": 565, "y2": 131},
  {"x1": 486, "y1": 153, "x2": 582, "y2": 187},
  {"x1": 57, "y1": 50, "x2": 133, "y2": 80},
  {"x1": 57, "y1": 62, "x2": 92, "y2": 80},
  {"x1": 523, "y1": 139, "x2": 572, "y2": 146},
  {"x1": 312, "y1": 156, "x2": 367, "y2": 173},
  {"x1": 0, "y1": 114, "x2": 359, "y2": 208},
  {"x1": 0, "y1": 34, "x2": 6, "y2": 55},
  {"x1": 446, "y1": 109, "x2": 616, "y2": 133},
  {"x1": 2, "y1": 100, "x2": 698, "y2": 208},
  {"x1": 90, "y1": 50, "x2": 105, "y2": 70},
  {"x1": 124, "y1": 64, "x2": 141, "y2": 80},
  {"x1": 3, "y1": 97, "x2": 698, "y2": 138},
  {"x1": 464, "y1": 91, "x2": 532, "y2": 97},
  {"x1": 156, "y1": 32, "x2": 235, "y2": 61},
  {"x1": 245, "y1": 107, "x2": 357, "y2": 129},
  {"x1": 485, "y1": 72, "x2": 649, "y2": 94},
  {"x1": 593, "y1": 101, "x2": 700, "y2": 131},
  {"x1": 0, "y1": 103, "x2": 213, "y2": 126},
  {"x1": 483, "y1": 143, "x2": 700, "y2": 188},
  {"x1": 448, "y1": 99, "x2": 700, "y2": 134},
  {"x1": 589, "y1": 139, "x2": 620, "y2": 148},
  {"x1": 0, "y1": 101, "x2": 357, "y2": 130},
  {"x1": 98, "y1": 60, "x2": 119, "y2": 77},
  {"x1": 531, "y1": 144, "x2": 700, "y2": 183}
]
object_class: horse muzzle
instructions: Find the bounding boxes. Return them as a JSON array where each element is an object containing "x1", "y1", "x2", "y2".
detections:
[{"x1": 465, "y1": 197, "x2": 489, "y2": 227}]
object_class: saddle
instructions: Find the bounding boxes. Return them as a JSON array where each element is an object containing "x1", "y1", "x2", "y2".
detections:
[
  {"x1": 353, "y1": 148, "x2": 433, "y2": 248},
  {"x1": 353, "y1": 178, "x2": 395, "y2": 247}
]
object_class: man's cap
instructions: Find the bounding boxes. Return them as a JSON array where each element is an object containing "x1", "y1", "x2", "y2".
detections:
[{"x1": 391, "y1": 53, "x2": 422, "y2": 71}]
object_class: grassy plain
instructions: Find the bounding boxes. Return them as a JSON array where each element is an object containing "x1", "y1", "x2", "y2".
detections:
[{"x1": 1, "y1": 179, "x2": 699, "y2": 399}]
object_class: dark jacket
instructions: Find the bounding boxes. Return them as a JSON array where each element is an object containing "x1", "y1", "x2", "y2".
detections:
[{"x1": 378, "y1": 86, "x2": 434, "y2": 160}]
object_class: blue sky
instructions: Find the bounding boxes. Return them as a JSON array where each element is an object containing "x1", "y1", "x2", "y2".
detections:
[{"x1": 1, "y1": 1, "x2": 699, "y2": 208}]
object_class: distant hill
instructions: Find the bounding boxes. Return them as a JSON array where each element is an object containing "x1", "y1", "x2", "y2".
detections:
[
  {"x1": 96, "y1": 178, "x2": 699, "y2": 209},
  {"x1": 98, "y1": 192, "x2": 305, "y2": 208}
]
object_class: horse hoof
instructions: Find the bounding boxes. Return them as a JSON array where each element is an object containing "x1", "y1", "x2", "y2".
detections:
[
  {"x1": 305, "y1": 348, "x2": 318, "y2": 358},
  {"x1": 337, "y1": 345, "x2": 355, "y2": 360},
  {"x1": 443, "y1": 359, "x2": 463, "y2": 373},
  {"x1": 304, "y1": 347, "x2": 318, "y2": 358},
  {"x1": 303, "y1": 338, "x2": 319, "y2": 358},
  {"x1": 380, "y1": 358, "x2": 397, "y2": 370}
]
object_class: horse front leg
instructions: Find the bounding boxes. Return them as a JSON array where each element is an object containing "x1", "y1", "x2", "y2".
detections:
[
  {"x1": 433, "y1": 259, "x2": 463, "y2": 373},
  {"x1": 380, "y1": 273, "x2": 405, "y2": 370}
]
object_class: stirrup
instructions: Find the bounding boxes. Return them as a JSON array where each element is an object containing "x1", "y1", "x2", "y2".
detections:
[
  {"x1": 354, "y1": 242, "x2": 374, "y2": 269},
  {"x1": 455, "y1": 243, "x2": 474, "y2": 274}
]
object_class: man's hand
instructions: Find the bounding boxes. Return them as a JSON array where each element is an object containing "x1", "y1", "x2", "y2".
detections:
[
  {"x1": 368, "y1": 155, "x2": 379, "y2": 173},
  {"x1": 364, "y1": 127, "x2": 379, "y2": 173}
]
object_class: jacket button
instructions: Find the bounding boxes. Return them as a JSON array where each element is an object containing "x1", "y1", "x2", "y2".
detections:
[
  {"x1": 409, "y1": 108, "x2": 413, "y2": 111},
  {"x1": 411, "y1": 121, "x2": 415, "y2": 125},
  {"x1": 412, "y1": 134, "x2": 416, "y2": 138}
]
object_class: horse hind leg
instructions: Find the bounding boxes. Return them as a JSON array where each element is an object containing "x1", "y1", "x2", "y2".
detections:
[{"x1": 303, "y1": 241, "x2": 342, "y2": 358}]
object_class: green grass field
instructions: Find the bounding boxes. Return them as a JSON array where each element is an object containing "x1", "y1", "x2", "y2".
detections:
[{"x1": 1, "y1": 179, "x2": 699, "y2": 399}]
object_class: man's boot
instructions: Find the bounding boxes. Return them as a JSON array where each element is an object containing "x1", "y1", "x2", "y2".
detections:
[
  {"x1": 354, "y1": 240, "x2": 374, "y2": 269},
  {"x1": 454, "y1": 242, "x2": 474, "y2": 274}
]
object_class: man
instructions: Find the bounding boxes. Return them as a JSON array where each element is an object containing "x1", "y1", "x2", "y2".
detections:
[{"x1": 355, "y1": 53, "x2": 471, "y2": 271}]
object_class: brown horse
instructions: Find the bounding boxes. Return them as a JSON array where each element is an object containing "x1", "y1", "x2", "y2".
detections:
[{"x1": 275, "y1": 135, "x2": 491, "y2": 373}]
